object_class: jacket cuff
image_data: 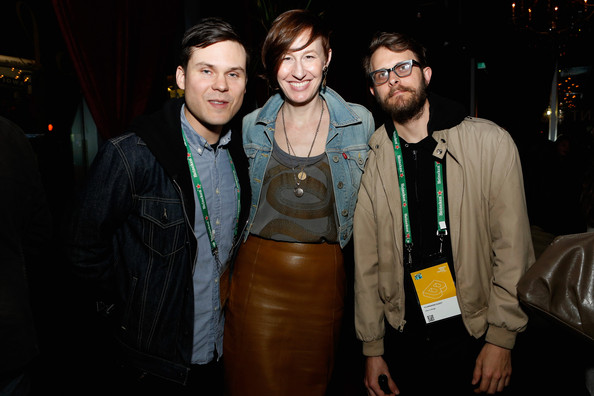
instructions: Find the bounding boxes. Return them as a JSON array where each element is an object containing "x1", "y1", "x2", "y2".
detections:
[
  {"x1": 362, "y1": 338, "x2": 385, "y2": 357},
  {"x1": 485, "y1": 325, "x2": 517, "y2": 350}
]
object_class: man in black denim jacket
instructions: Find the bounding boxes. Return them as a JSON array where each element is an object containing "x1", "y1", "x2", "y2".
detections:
[{"x1": 68, "y1": 18, "x2": 250, "y2": 395}]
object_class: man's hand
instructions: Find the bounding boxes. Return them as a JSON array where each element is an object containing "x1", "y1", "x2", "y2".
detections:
[
  {"x1": 364, "y1": 356, "x2": 399, "y2": 395},
  {"x1": 472, "y1": 343, "x2": 512, "y2": 394}
]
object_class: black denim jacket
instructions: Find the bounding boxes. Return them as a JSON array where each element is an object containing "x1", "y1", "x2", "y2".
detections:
[{"x1": 68, "y1": 99, "x2": 249, "y2": 384}]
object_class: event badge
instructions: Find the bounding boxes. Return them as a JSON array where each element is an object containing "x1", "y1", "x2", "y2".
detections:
[{"x1": 410, "y1": 262, "x2": 461, "y2": 324}]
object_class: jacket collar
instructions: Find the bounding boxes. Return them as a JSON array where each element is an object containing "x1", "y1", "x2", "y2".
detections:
[
  {"x1": 380, "y1": 93, "x2": 468, "y2": 160},
  {"x1": 128, "y1": 98, "x2": 188, "y2": 181},
  {"x1": 254, "y1": 86, "x2": 362, "y2": 128},
  {"x1": 426, "y1": 93, "x2": 467, "y2": 134},
  {"x1": 126, "y1": 98, "x2": 249, "y2": 228},
  {"x1": 383, "y1": 93, "x2": 467, "y2": 138},
  {"x1": 125, "y1": 98, "x2": 194, "y2": 222}
]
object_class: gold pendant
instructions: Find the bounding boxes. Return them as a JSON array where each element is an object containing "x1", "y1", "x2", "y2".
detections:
[{"x1": 297, "y1": 171, "x2": 307, "y2": 181}]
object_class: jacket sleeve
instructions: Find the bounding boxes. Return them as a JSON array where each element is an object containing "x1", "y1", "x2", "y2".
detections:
[
  {"x1": 354, "y1": 151, "x2": 386, "y2": 356},
  {"x1": 67, "y1": 140, "x2": 135, "y2": 297},
  {"x1": 486, "y1": 129, "x2": 535, "y2": 348}
]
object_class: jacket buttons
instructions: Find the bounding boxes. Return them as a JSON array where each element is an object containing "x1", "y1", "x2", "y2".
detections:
[
  {"x1": 337, "y1": 181, "x2": 344, "y2": 189},
  {"x1": 341, "y1": 209, "x2": 348, "y2": 217},
  {"x1": 436, "y1": 149, "x2": 443, "y2": 155},
  {"x1": 332, "y1": 155, "x2": 340, "y2": 163}
]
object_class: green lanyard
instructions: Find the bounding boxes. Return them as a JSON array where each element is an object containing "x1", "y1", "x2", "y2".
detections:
[
  {"x1": 392, "y1": 131, "x2": 447, "y2": 265},
  {"x1": 181, "y1": 130, "x2": 240, "y2": 258}
]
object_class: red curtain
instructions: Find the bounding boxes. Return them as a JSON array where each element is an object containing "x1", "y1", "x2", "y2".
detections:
[{"x1": 52, "y1": 0, "x2": 182, "y2": 140}]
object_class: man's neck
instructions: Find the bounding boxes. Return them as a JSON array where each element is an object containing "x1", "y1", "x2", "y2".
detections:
[
  {"x1": 393, "y1": 101, "x2": 430, "y2": 143},
  {"x1": 184, "y1": 106, "x2": 222, "y2": 145}
]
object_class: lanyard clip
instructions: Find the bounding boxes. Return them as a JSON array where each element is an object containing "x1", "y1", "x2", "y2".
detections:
[
  {"x1": 436, "y1": 230, "x2": 447, "y2": 254},
  {"x1": 406, "y1": 243, "x2": 413, "y2": 266}
]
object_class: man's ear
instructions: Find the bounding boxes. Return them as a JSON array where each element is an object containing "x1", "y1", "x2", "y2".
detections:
[
  {"x1": 423, "y1": 66, "x2": 432, "y2": 86},
  {"x1": 176, "y1": 66, "x2": 186, "y2": 90}
]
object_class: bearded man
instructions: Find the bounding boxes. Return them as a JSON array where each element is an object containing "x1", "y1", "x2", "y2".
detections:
[{"x1": 353, "y1": 32, "x2": 534, "y2": 396}]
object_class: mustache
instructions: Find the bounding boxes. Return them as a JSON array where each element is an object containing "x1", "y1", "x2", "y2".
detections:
[{"x1": 388, "y1": 86, "x2": 415, "y2": 98}]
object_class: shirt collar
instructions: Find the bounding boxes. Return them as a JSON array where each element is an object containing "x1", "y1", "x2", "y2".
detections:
[
  {"x1": 383, "y1": 118, "x2": 438, "y2": 154},
  {"x1": 180, "y1": 104, "x2": 232, "y2": 154}
]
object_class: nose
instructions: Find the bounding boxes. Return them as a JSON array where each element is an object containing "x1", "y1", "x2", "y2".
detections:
[
  {"x1": 291, "y1": 60, "x2": 306, "y2": 79},
  {"x1": 388, "y1": 69, "x2": 400, "y2": 86},
  {"x1": 212, "y1": 73, "x2": 229, "y2": 91}
]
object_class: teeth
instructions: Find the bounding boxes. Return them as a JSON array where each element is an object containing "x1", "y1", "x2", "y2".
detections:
[{"x1": 290, "y1": 81, "x2": 309, "y2": 88}]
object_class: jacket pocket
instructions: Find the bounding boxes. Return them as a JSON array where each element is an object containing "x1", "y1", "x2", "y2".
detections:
[
  {"x1": 345, "y1": 147, "x2": 369, "y2": 173},
  {"x1": 341, "y1": 147, "x2": 369, "y2": 196},
  {"x1": 140, "y1": 197, "x2": 186, "y2": 257}
]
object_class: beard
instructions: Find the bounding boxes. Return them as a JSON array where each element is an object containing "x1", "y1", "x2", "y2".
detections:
[{"x1": 378, "y1": 81, "x2": 428, "y2": 124}]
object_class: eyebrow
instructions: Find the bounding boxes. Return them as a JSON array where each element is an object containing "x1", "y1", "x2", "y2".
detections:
[
  {"x1": 288, "y1": 47, "x2": 317, "y2": 54},
  {"x1": 194, "y1": 61, "x2": 246, "y2": 73}
]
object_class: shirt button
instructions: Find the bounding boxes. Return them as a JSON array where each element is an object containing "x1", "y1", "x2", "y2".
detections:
[{"x1": 216, "y1": 188, "x2": 220, "y2": 194}]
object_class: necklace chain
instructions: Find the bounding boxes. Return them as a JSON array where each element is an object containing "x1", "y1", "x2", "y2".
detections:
[{"x1": 280, "y1": 97, "x2": 325, "y2": 197}]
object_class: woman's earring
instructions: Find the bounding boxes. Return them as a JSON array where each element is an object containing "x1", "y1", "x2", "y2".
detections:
[{"x1": 322, "y1": 66, "x2": 328, "y2": 89}]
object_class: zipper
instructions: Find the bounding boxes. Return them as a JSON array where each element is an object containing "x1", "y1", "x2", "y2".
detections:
[{"x1": 411, "y1": 148, "x2": 419, "y2": 203}]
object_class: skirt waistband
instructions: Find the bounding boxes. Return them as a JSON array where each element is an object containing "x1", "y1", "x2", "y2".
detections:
[{"x1": 243, "y1": 234, "x2": 341, "y2": 256}]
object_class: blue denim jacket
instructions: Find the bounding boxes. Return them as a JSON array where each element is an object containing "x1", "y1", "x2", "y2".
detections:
[{"x1": 243, "y1": 87, "x2": 374, "y2": 247}]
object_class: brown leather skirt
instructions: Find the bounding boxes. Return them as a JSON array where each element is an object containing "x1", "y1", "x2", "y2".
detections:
[{"x1": 224, "y1": 235, "x2": 345, "y2": 396}]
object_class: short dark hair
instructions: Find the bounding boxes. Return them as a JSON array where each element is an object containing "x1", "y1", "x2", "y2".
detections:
[
  {"x1": 261, "y1": 9, "x2": 331, "y2": 89},
  {"x1": 364, "y1": 32, "x2": 428, "y2": 76},
  {"x1": 179, "y1": 17, "x2": 249, "y2": 70}
]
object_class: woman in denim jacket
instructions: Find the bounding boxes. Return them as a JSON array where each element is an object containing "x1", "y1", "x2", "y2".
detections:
[{"x1": 224, "y1": 9, "x2": 374, "y2": 396}]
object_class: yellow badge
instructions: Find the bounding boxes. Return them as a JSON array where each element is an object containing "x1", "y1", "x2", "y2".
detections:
[{"x1": 410, "y1": 262, "x2": 461, "y2": 323}]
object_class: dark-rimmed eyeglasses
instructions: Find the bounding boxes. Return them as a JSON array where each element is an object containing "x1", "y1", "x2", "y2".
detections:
[{"x1": 368, "y1": 59, "x2": 422, "y2": 85}]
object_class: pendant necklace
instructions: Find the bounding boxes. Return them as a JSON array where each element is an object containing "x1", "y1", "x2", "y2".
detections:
[{"x1": 281, "y1": 98, "x2": 325, "y2": 197}]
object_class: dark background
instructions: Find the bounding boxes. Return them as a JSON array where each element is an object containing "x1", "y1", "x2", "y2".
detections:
[{"x1": 1, "y1": 0, "x2": 593, "y2": 395}]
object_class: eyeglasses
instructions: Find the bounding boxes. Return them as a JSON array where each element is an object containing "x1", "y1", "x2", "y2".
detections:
[{"x1": 368, "y1": 59, "x2": 422, "y2": 85}]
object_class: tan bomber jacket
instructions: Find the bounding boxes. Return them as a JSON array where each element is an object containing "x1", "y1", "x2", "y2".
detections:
[{"x1": 353, "y1": 116, "x2": 535, "y2": 357}]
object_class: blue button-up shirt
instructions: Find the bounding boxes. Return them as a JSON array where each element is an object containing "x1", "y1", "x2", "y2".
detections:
[{"x1": 180, "y1": 106, "x2": 238, "y2": 364}]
